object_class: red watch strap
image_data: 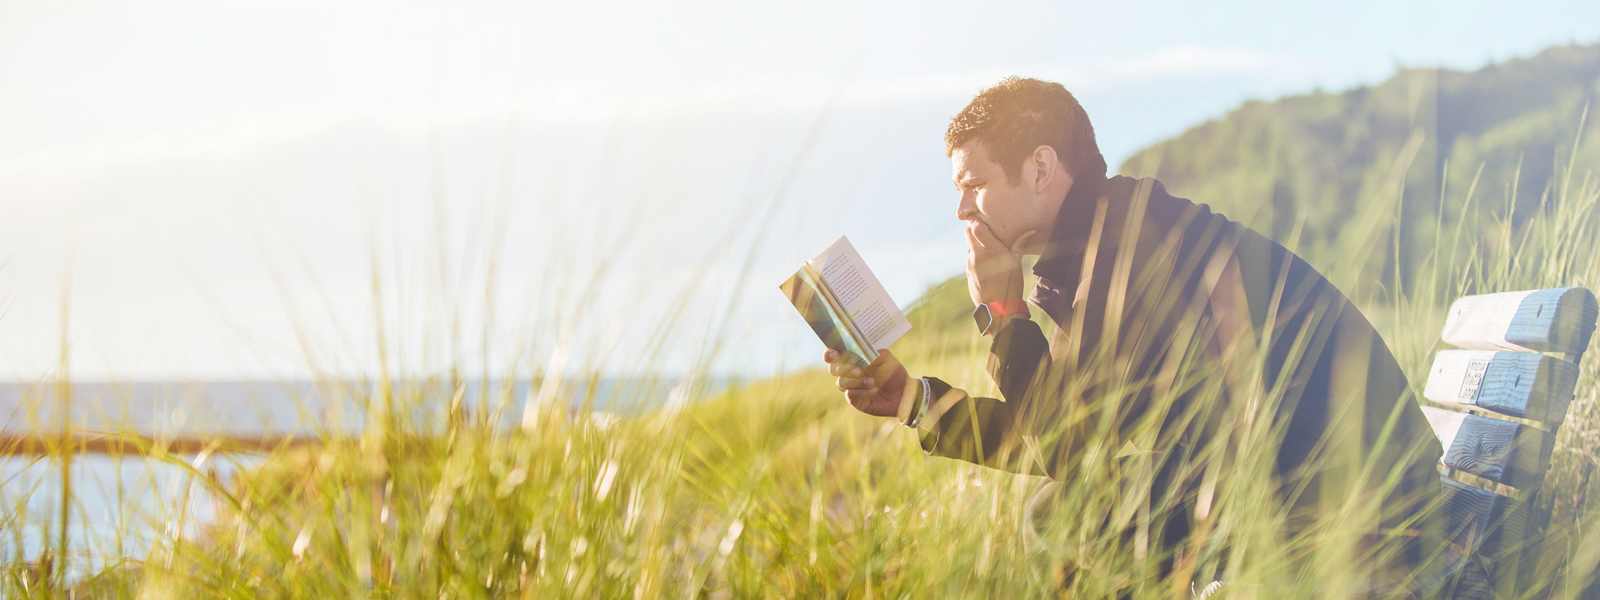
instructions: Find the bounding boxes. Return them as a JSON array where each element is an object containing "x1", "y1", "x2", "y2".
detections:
[{"x1": 986, "y1": 298, "x2": 1028, "y2": 319}]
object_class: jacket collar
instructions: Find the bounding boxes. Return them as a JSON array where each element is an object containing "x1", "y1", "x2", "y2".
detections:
[{"x1": 1031, "y1": 174, "x2": 1113, "y2": 284}]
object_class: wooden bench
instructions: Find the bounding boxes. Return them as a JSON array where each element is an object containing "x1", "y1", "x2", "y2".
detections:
[{"x1": 1418, "y1": 287, "x2": 1599, "y2": 598}]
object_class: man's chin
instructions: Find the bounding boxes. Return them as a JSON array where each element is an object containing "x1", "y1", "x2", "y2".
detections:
[{"x1": 997, "y1": 233, "x2": 1034, "y2": 255}]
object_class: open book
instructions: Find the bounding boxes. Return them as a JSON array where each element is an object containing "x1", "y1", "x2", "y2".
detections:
[{"x1": 779, "y1": 236, "x2": 912, "y2": 367}]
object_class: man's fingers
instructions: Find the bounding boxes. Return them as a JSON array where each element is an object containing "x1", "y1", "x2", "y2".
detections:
[
  {"x1": 834, "y1": 375, "x2": 874, "y2": 391},
  {"x1": 964, "y1": 222, "x2": 990, "y2": 252},
  {"x1": 823, "y1": 349, "x2": 837, "y2": 363},
  {"x1": 829, "y1": 361, "x2": 864, "y2": 377},
  {"x1": 845, "y1": 388, "x2": 878, "y2": 407},
  {"x1": 970, "y1": 219, "x2": 1005, "y2": 248}
]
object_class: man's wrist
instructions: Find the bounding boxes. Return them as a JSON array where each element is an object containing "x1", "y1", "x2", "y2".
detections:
[
  {"x1": 997, "y1": 311, "x2": 1028, "y2": 328},
  {"x1": 987, "y1": 298, "x2": 1028, "y2": 317},
  {"x1": 903, "y1": 377, "x2": 930, "y2": 428},
  {"x1": 974, "y1": 298, "x2": 1029, "y2": 336}
]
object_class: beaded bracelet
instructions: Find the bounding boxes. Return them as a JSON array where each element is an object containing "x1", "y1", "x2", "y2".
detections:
[{"x1": 905, "y1": 377, "x2": 931, "y2": 428}]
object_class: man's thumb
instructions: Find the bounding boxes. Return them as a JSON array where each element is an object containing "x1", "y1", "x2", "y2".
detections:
[
  {"x1": 871, "y1": 348, "x2": 896, "y2": 365},
  {"x1": 1010, "y1": 230, "x2": 1039, "y2": 255}
]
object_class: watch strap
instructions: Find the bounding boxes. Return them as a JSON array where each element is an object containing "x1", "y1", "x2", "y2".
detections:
[
  {"x1": 986, "y1": 298, "x2": 1028, "y2": 319},
  {"x1": 976, "y1": 298, "x2": 1028, "y2": 336}
]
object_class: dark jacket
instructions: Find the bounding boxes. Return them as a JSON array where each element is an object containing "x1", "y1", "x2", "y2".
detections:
[{"x1": 917, "y1": 175, "x2": 1443, "y2": 560}]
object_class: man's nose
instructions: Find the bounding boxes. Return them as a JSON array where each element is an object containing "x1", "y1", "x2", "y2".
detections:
[{"x1": 956, "y1": 191, "x2": 977, "y2": 221}]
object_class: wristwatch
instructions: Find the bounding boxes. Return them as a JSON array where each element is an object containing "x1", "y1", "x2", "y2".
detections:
[{"x1": 972, "y1": 298, "x2": 1028, "y2": 336}]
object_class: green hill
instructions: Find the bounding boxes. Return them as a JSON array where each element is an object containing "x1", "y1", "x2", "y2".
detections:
[
  {"x1": 1118, "y1": 42, "x2": 1600, "y2": 291},
  {"x1": 907, "y1": 44, "x2": 1600, "y2": 331}
]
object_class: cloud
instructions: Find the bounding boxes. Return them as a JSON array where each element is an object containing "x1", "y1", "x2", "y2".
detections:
[
  {"x1": 1114, "y1": 45, "x2": 1310, "y2": 78},
  {"x1": 0, "y1": 45, "x2": 1308, "y2": 177}
]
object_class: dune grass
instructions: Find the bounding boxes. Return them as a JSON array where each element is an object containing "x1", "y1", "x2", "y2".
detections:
[{"x1": 4, "y1": 129, "x2": 1600, "y2": 599}]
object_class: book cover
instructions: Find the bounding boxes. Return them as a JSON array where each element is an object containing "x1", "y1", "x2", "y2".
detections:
[{"x1": 779, "y1": 236, "x2": 911, "y2": 367}]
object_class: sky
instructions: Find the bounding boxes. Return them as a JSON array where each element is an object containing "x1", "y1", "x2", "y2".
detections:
[{"x1": 3, "y1": 0, "x2": 1600, "y2": 381}]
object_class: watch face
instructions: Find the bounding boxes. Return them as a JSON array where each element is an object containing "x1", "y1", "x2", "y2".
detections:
[{"x1": 972, "y1": 303, "x2": 994, "y2": 335}]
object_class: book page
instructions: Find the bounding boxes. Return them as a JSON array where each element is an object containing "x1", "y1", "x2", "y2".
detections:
[
  {"x1": 779, "y1": 267, "x2": 875, "y2": 366},
  {"x1": 810, "y1": 236, "x2": 911, "y2": 351}
]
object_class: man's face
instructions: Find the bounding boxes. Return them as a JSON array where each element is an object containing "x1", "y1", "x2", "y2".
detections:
[{"x1": 951, "y1": 142, "x2": 1046, "y2": 250}]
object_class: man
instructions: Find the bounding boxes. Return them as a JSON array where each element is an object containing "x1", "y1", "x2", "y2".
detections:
[{"x1": 823, "y1": 77, "x2": 1446, "y2": 592}]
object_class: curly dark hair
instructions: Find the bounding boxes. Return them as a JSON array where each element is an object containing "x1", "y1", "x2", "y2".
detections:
[{"x1": 944, "y1": 77, "x2": 1106, "y2": 185}]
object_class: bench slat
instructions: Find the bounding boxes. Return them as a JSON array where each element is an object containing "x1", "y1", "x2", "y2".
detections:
[
  {"x1": 1440, "y1": 476, "x2": 1531, "y2": 597},
  {"x1": 1440, "y1": 476, "x2": 1530, "y2": 561},
  {"x1": 1421, "y1": 406, "x2": 1553, "y2": 488},
  {"x1": 1440, "y1": 287, "x2": 1599, "y2": 355},
  {"x1": 1423, "y1": 350, "x2": 1579, "y2": 424}
]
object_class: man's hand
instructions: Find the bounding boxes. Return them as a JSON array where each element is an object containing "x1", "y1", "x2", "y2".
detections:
[
  {"x1": 965, "y1": 220, "x2": 1035, "y2": 310},
  {"x1": 824, "y1": 348, "x2": 909, "y2": 418}
]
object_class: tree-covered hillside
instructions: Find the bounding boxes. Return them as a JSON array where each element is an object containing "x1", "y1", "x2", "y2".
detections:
[{"x1": 1119, "y1": 43, "x2": 1600, "y2": 293}]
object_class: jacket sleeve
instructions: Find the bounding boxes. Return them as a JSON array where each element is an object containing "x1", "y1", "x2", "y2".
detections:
[{"x1": 916, "y1": 317, "x2": 1053, "y2": 475}]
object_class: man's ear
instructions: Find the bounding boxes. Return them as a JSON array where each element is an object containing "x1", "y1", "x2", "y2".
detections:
[{"x1": 1031, "y1": 145, "x2": 1059, "y2": 194}]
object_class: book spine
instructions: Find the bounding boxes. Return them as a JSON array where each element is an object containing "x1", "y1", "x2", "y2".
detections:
[{"x1": 803, "y1": 261, "x2": 878, "y2": 363}]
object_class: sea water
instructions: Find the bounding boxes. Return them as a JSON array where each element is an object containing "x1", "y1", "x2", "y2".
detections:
[{"x1": 0, "y1": 376, "x2": 718, "y2": 579}]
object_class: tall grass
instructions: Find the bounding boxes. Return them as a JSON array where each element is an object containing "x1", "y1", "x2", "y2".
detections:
[{"x1": 3, "y1": 120, "x2": 1600, "y2": 599}]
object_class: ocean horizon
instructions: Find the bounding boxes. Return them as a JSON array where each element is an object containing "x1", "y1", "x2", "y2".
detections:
[
  {"x1": 0, "y1": 375, "x2": 734, "y2": 578},
  {"x1": 0, "y1": 375, "x2": 734, "y2": 437}
]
